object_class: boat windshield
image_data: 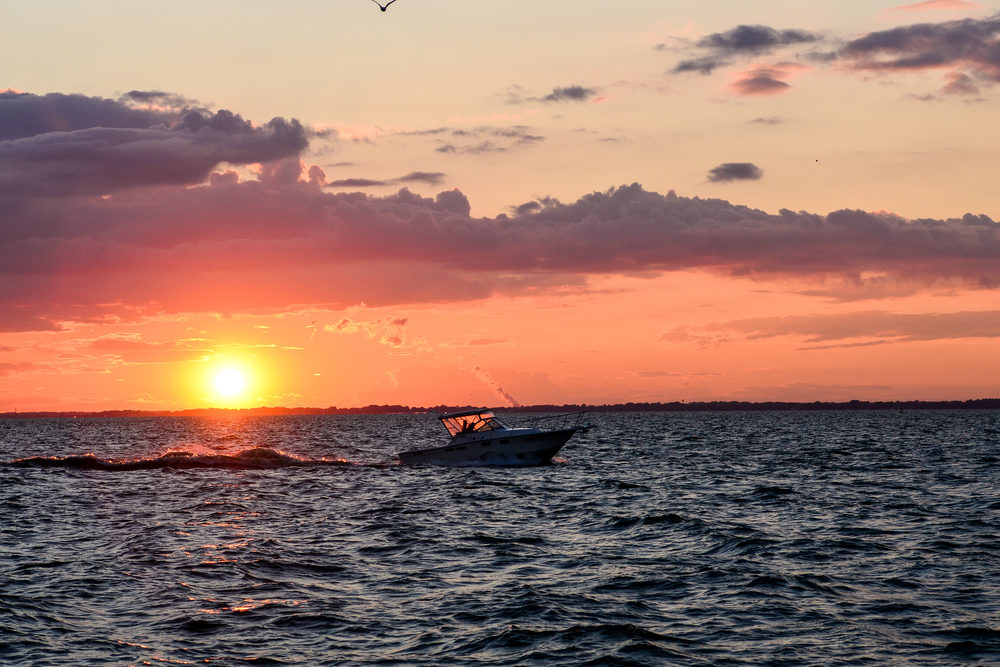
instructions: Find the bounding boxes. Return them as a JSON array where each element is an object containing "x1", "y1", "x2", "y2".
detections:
[{"x1": 440, "y1": 410, "x2": 509, "y2": 437}]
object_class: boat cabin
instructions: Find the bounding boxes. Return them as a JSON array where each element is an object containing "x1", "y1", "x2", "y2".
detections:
[{"x1": 440, "y1": 409, "x2": 510, "y2": 437}]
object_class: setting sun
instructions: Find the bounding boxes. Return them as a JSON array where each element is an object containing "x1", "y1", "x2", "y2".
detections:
[{"x1": 213, "y1": 368, "x2": 247, "y2": 397}]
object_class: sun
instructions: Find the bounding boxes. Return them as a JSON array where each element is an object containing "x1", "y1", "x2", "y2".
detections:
[{"x1": 213, "y1": 368, "x2": 247, "y2": 397}]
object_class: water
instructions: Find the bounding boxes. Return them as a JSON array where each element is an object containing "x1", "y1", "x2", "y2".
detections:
[{"x1": 1, "y1": 410, "x2": 999, "y2": 665}]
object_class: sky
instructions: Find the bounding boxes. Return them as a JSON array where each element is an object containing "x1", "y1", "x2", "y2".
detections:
[{"x1": 1, "y1": 0, "x2": 999, "y2": 411}]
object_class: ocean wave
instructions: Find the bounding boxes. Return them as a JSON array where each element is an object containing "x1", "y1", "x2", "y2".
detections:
[{"x1": 3, "y1": 447, "x2": 354, "y2": 471}]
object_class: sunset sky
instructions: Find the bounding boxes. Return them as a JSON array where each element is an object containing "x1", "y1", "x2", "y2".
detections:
[{"x1": 2, "y1": 0, "x2": 999, "y2": 411}]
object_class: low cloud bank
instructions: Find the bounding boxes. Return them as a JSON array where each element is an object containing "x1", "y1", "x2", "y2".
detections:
[{"x1": 1, "y1": 91, "x2": 998, "y2": 331}]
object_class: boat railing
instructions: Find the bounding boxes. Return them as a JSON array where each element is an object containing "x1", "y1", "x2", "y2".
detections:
[{"x1": 530, "y1": 411, "x2": 592, "y2": 431}]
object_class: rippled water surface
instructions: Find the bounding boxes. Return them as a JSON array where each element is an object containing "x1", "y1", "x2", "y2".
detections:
[{"x1": 2, "y1": 410, "x2": 999, "y2": 665}]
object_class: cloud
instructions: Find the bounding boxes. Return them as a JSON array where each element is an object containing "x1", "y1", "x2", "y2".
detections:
[
  {"x1": 837, "y1": 14, "x2": 1000, "y2": 95},
  {"x1": 729, "y1": 69, "x2": 791, "y2": 95},
  {"x1": 727, "y1": 62, "x2": 810, "y2": 96},
  {"x1": 324, "y1": 314, "x2": 431, "y2": 352},
  {"x1": 434, "y1": 126, "x2": 544, "y2": 154},
  {"x1": 672, "y1": 25, "x2": 819, "y2": 75},
  {"x1": 707, "y1": 162, "x2": 764, "y2": 182},
  {"x1": 83, "y1": 333, "x2": 211, "y2": 364},
  {"x1": 326, "y1": 171, "x2": 446, "y2": 189},
  {"x1": 4, "y1": 176, "x2": 999, "y2": 330},
  {"x1": 328, "y1": 178, "x2": 388, "y2": 187},
  {"x1": 0, "y1": 361, "x2": 42, "y2": 377},
  {"x1": 671, "y1": 15, "x2": 1000, "y2": 99},
  {"x1": 506, "y1": 84, "x2": 600, "y2": 104},
  {"x1": 0, "y1": 91, "x2": 307, "y2": 197},
  {"x1": 464, "y1": 338, "x2": 508, "y2": 346},
  {"x1": 696, "y1": 25, "x2": 820, "y2": 55},
  {"x1": 0, "y1": 91, "x2": 159, "y2": 140},
  {"x1": 888, "y1": 0, "x2": 984, "y2": 13},
  {"x1": 663, "y1": 310, "x2": 1000, "y2": 348},
  {"x1": 542, "y1": 86, "x2": 600, "y2": 103},
  {"x1": 3, "y1": 92, "x2": 1000, "y2": 331},
  {"x1": 941, "y1": 71, "x2": 981, "y2": 94},
  {"x1": 398, "y1": 171, "x2": 446, "y2": 185}
]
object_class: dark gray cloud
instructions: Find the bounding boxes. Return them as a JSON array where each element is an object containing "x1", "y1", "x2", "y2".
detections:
[
  {"x1": 699, "y1": 25, "x2": 819, "y2": 55},
  {"x1": 327, "y1": 171, "x2": 446, "y2": 189},
  {"x1": 542, "y1": 86, "x2": 599, "y2": 103},
  {"x1": 669, "y1": 15, "x2": 1000, "y2": 98},
  {"x1": 708, "y1": 163, "x2": 764, "y2": 182},
  {"x1": 506, "y1": 84, "x2": 600, "y2": 104},
  {"x1": 513, "y1": 200, "x2": 542, "y2": 215},
  {"x1": 672, "y1": 55, "x2": 730, "y2": 75},
  {"x1": 120, "y1": 90, "x2": 202, "y2": 110},
  {"x1": 837, "y1": 14, "x2": 1000, "y2": 94},
  {"x1": 0, "y1": 91, "x2": 163, "y2": 140},
  {"x1": 0, "y1": 91, "x2": 308, "y2": 197},
  {"x1": 398, "y1": 171, "x2": 446, "y2": 185},
  {"x1": 328, "y1": 178, "x2": 388, "y2": 187},
  {"x1": 396, "y1": 127, "x2": 450, "y2": 136},
  {"x1": 672, "y1": 24, "x2": 820, "y2": 75}
]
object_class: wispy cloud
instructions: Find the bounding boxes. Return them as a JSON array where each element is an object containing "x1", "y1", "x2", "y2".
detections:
[
  {"x1": 888, "y1": 0, "x2": 985, "y2": 13},
  {"x1": 326, "y1": 316, "x2": 411, "y2": 348},
  {"x1": 506, "y1": 84, "x2": 601, "y2": 104},
  {"x1": 663, "y1": 310, "x2": 1000, "y2": 348},
  {"x1": 434, "y1": 125, "x2": 544, "y2": 154},
  {"x1": 327, "y1": 171, "x2": 446, "y2": 188},
  {"x1": 325, "y1": 314, "x2": 431, "y2": 352}
]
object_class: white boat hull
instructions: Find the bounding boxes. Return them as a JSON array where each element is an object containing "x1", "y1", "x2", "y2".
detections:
[{"x1": 397, "y1": 428, "x2": 579, "y2": 466}]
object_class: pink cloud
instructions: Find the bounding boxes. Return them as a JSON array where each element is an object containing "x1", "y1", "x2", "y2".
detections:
[
  {"x1": 888, "y1": 0, "x2": 984, "y2": 13},
  {"x1": 727, "y1": 62, "x2": 810, "y2": 96}
]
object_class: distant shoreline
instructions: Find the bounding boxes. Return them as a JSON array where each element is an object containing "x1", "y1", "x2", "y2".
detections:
[{"x1": 2, "y1": 398, "x2": 998, "y2": 419}]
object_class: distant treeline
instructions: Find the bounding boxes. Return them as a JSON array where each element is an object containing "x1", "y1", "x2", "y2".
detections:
[{"x1": 2, "y1": 398, "x2": 999, "y2": 419}]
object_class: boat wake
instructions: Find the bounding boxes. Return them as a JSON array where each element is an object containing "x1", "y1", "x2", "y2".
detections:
[{"x1": 4, "y1": 447, "x2": 355, "y2": 471}]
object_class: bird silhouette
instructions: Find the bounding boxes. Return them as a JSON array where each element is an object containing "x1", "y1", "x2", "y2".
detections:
[{"x1": 372, "y1": 0, "x2": 397, "y2": 11}]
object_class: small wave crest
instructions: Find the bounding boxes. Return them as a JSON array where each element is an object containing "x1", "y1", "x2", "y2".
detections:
[{"x1": 4, "y1": 447, "x2": 353, "y2": 471}]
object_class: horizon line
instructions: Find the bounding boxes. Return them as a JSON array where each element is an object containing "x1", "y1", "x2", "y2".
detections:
[{"x1": 2, "y1": 397, "x2": 999, "y2": 418}]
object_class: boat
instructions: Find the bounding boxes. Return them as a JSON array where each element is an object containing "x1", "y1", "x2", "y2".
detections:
[{"x1": 396, "y1": 408, "x2": 590, "y2": 466}]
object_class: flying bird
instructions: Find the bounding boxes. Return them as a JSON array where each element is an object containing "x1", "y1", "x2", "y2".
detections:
[{"x1": 372, "y1": 0, "x2": 397, "y2": 11}]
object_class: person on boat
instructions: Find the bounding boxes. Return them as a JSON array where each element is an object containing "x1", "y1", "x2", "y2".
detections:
[{"x1": 460, "y1": 419, "x2": 475, "y2": 434}]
